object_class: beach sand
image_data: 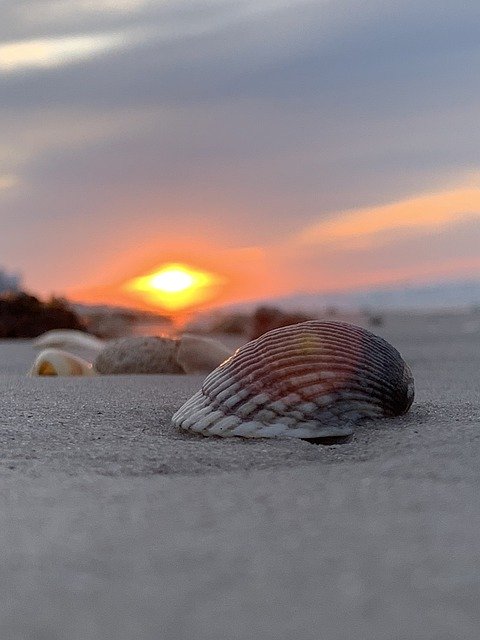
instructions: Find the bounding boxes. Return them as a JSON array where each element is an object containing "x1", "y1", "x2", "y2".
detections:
[{"x1": 1, "y1": 313, "x2": 480, "y2": 639}]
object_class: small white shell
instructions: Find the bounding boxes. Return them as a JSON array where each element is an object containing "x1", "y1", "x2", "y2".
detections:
[
  {"x1": 32, "y1": 330, "x2": 104, "y2": 353},
  {"x1": 29, "y1": 348, "x2": 95, "y2": 376},
  {"x1": 172, "y1": 321, "x2": 414, "y2": 442}
]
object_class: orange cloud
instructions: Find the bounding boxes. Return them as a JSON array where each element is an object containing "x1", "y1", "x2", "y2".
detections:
[{"x1": 297, "y1": 186, "x2": 480, "y2": 247}]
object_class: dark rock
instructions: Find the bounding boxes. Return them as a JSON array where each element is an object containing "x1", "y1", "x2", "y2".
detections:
[
  {"x1": 209, "y1": 313, "x2": 250, "y2": 336},
  {"x1": 0, "y1": 293, "x2": 87, "y2": 338},
  {"x1": 368, "y1": 314, "x2": 385, "y2": 327},
  {"x1": 249, "y1": 306, "x2": 313, "y2": 340}
]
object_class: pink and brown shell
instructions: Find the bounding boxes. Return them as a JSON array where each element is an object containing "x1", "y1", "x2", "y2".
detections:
[{"x1": 172, "y1": 321, "x2": 414, "y2": 443}]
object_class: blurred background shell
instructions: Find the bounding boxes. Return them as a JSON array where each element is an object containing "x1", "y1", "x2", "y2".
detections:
[
  {"x1": 29, "y1": 348, "x2": 95, "y2": 377},
  {"x1": 93, "y1": 335, "x2": 232, "y2": 375},
  {"x1": 94, "y1": 337, "x2": 183, "y2": 375}
]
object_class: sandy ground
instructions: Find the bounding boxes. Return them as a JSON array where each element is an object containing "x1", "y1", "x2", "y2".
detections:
[{"x1": 1, "y1": 313, "x2": 480, "y2": 639}]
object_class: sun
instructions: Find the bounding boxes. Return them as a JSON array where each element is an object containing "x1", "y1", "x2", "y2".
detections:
[
  {"x1": 123, "y1": 263, "x2": 225, "y2": 313},
  {"x1": 150, "y1": 268, "x2": 196, "y2": 294}
]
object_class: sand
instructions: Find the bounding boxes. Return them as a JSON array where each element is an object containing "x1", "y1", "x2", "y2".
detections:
[{"x1": 1, "y1": 313, "x2": 480, "y2": 639}]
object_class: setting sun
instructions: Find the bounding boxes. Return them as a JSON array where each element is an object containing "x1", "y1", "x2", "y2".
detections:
[
  {"x1": 123, "y1": 263, "x2": 225, "y2": 313},
  {"x1": 150, "y1": 267, "x2": 196, "y2": 293}
]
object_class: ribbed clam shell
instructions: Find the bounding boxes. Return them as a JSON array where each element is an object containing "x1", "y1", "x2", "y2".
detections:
[{"x1": 172, "y1": 321, "x2": 414, "y2": 441}]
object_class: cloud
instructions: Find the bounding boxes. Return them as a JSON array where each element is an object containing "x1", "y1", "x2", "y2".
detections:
[
  {"x1": 0, "y1": 174, "x2": 18, "y2": 190},
  {"x1": 0, "y1": 0, "x2": 479, "y2": 299},
  {"x1": 296, "y1": 183, "x2": 480, "y2": 249},
  {"x1": 0, "y1": 31, "x2": 143, "y2": 73},
  {"x1": 271, "y1": 182, "x2": 480, "y2": 293},
  {"x1": 22, "y1": 0, "x2": 152, "y2": 19},
  {"x1": 0, "y1": 0, "x2": 477, "y2": 107}
]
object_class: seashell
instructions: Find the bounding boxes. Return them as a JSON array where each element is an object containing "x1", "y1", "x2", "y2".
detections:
[
  {"x1": 94, "y1": 336, "x2": 184, "y2": 374},
  {"x1": 29, "y1": 348, "x2": 95, "y2": 376},
  {"x1": 32, "y1": 329, "x2": 104, "y2": 353},
  {"x1": 176, "y1": 334, "x2": 232, "y2": 374},
  {"x1": 93, "y1": 335, "x2": 232, "y2": 375},
  {"x1": 28, "y1": 332, "x2": 232, "y2": 377},
  {"x1": 172, "y1": 321, "x2": 414, "y2": 443}
]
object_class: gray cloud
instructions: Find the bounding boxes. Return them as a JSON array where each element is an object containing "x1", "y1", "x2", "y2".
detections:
[
  {"x1": 2, "y1": 1, "x2": 479, "y2": 110},
  {"x1": 1, "y1": 0, "x2": 479, "y2": 293}
]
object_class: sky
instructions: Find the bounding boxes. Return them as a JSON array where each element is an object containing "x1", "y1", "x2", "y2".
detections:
[{"x1": 0, "y1": 0, "x2": 479, "y2": 312}]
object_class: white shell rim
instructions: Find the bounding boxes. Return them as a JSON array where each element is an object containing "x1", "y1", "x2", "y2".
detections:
[{"x1": 172, "y1": 391, "x2": 355, "y2": 439}]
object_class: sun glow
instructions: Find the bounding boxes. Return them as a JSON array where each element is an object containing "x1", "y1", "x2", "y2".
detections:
[
  {"x1": 123, "y1": 263, "x2": 225, "y2": 313},
  {"x1": 150, "y1": 268, "x2": 195, "y2": 293}
]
